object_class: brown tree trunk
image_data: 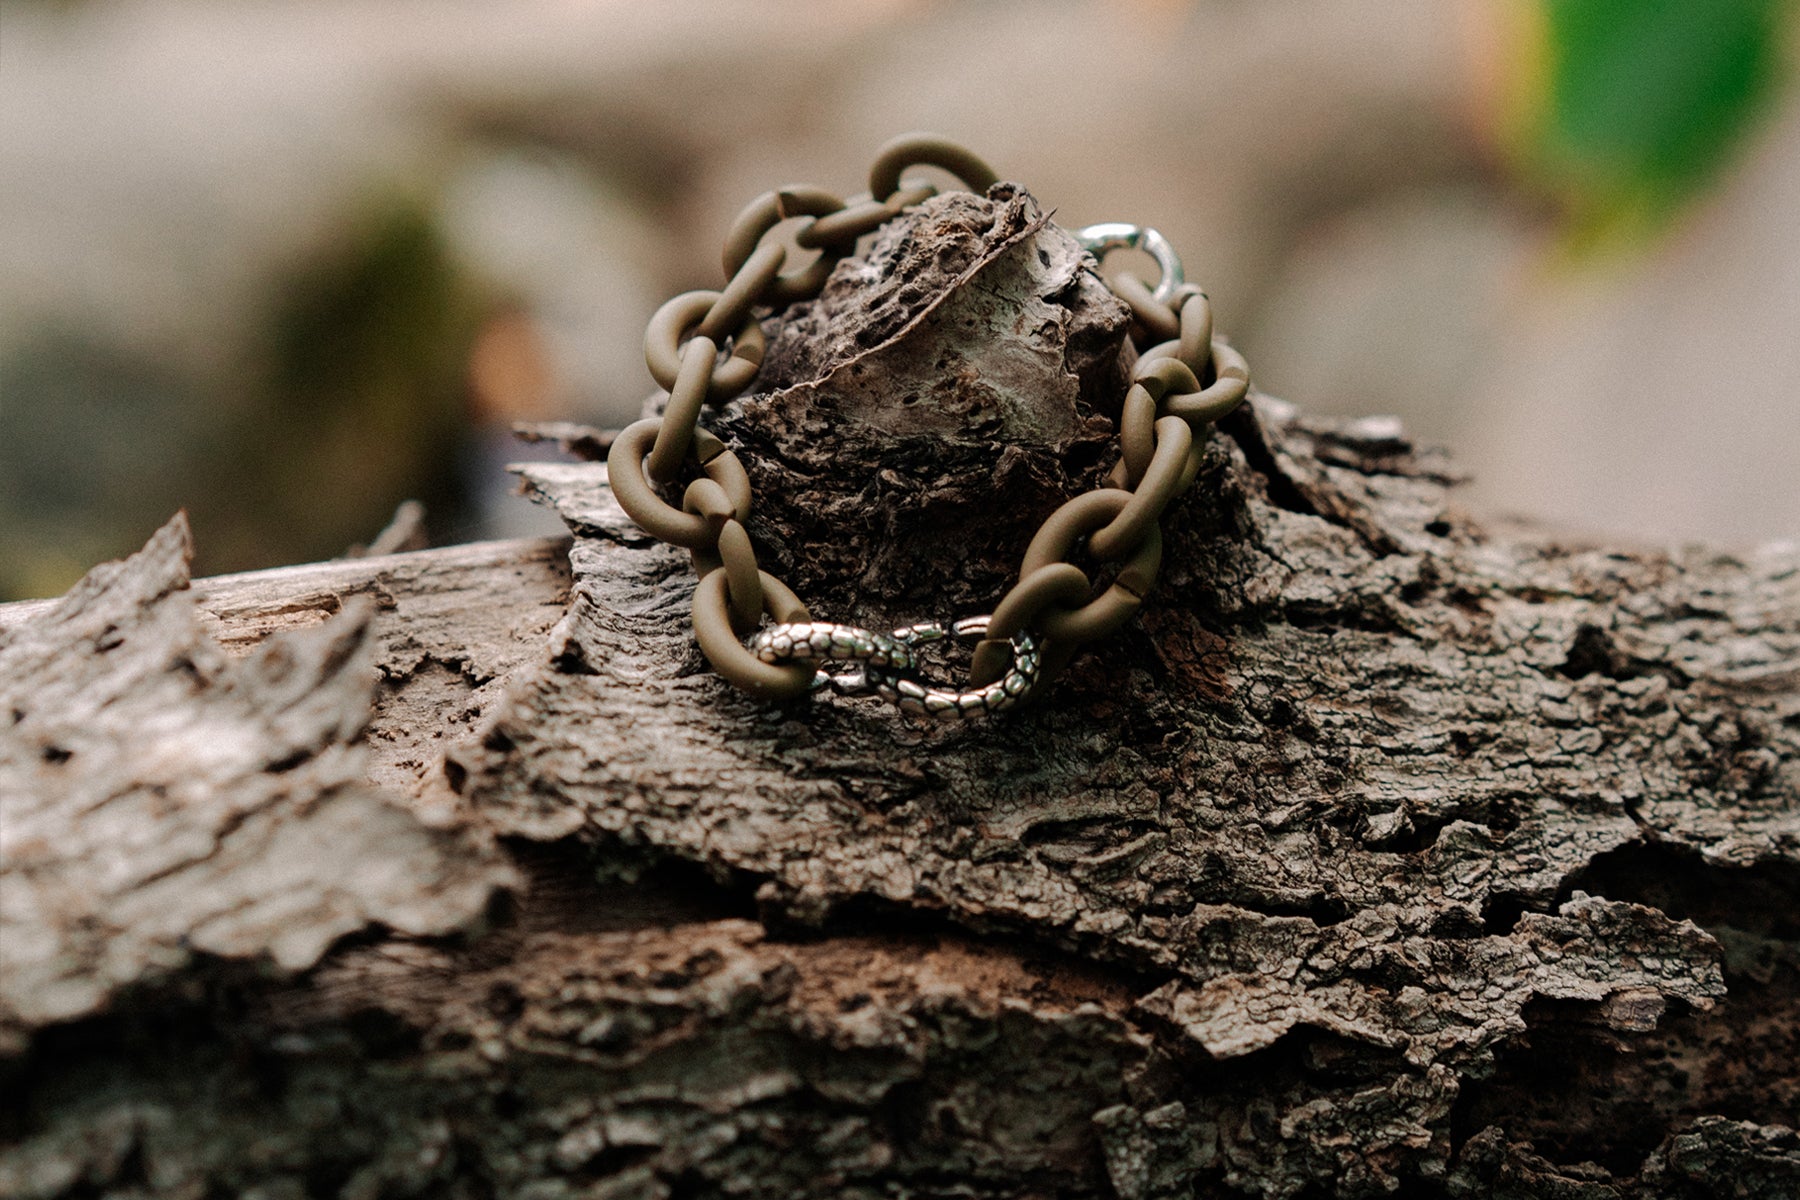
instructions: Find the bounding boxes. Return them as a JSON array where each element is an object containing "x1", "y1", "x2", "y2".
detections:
[{"x1": 2, "y1": 188, "x2": 1796, "y2": 1199}]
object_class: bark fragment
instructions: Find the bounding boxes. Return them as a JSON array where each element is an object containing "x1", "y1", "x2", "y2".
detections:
[{"x1": 0, "y1": 515, "x2": 513, "y2": 1053}]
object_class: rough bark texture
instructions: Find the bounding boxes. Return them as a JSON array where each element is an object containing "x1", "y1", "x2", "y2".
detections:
[{"x1": 2, "y1": 188, "x2": 1796, "y2": 1199}]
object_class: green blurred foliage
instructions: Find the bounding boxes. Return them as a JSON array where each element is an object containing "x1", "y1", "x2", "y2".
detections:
[
  {"x1": 0, "y1": 332, "x2": 215, "y2": 599},
  {"x1": 0, "y1": 197, "x2": 480, "y2": 601},
  {"x1": 1526, "y1": 0, "x2": 1792, "y2": 246},
  {"x1": 228, "y1": 200, "x2": 480, "y2": 571}
]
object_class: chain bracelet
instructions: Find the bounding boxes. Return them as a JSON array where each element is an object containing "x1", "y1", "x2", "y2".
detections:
[{"x1": 606, "y1": 133, "x2": 1250, "y2": 717}]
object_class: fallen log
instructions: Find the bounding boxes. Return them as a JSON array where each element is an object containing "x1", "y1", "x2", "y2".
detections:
[{"x1": 2, "y1": 185, "x2": 1795, "y2": 1199}]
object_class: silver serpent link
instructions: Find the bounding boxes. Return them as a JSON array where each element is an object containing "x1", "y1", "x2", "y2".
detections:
[
  {"x1": 748, "y1": 621, "x2": 935, "y2": 672},
  {"x1": 749, "y1": 618, "x2": 1040, "y2": 718}
]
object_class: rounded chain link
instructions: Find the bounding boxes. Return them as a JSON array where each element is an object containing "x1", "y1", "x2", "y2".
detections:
[{"x1": 610, "y1": 135, "x2": 1249, "y2": 715}]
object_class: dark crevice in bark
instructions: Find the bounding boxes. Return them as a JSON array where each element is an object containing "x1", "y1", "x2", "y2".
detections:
[
  {"x1": 1479, "y1": 891, "x2": 1539, "y2": 936},
  {"x1": 1280, "y1": 602, "x2": 1417, "y2": 637},
  {"x1": 495, "y1": 819, "x2": 1187, "y2": 1018},
  {"x1": 1450, "y1": 843, "x2": 1800, "y2": 1180},
  {"x1": 1564, "y1": 841, "x2": 1800, "y2": 943},
  {"x1": 1554, "y1": 622, "x2": 1696, "y2": 690},
  {"x1": 1218, "y1": 404, "x2": 1318, "y2": 519},
  {"x1": 503, "y1": 836, "x2": 764, "y2": 935},
  {"x1": 1, "y1": 955, "x2": 288, "y2": 1139},
  {"x1": 1559, "y1": 622, "x2": 1637, "y2": 682},
  {"x1": 1485, "y1": 821, "x2": 1779, "y2": 939},
  {"x1": 771, "y1": 887, "x2": 1180, "y2": 1001},
  {"x1": 1451, "y1": 973, "x2": 1800, "y2": 1182},
  {"x1": 1241, "y1": 894, "x2": 1357, "y2": 928},
  {"x1": 1448, "y1": 996, "x2": 1708, "y2": 1178},
  {"x1": 549, "y1": 639, "x2": 600, "y2": 676}
]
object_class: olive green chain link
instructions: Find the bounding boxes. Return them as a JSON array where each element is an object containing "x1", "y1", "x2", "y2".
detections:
[{"x1": 607, "y1": 134, "x2": 1249, "y2": 715}]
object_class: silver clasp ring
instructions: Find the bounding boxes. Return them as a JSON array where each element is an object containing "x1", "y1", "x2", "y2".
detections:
[{"x1": 1076, "y1": 223, "x2": 1185, "y2": 307}]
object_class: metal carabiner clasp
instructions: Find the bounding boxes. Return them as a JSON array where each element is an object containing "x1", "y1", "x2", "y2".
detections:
[{"x1": 1076, "y1": 223, "x2": 1185, "y2": 307}]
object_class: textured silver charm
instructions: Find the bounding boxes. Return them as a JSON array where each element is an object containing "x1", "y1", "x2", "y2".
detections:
[{"x1": 747, "y1": 618, "x2": 1039, "y2": 718}]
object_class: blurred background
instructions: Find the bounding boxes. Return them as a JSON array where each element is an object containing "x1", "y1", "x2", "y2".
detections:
[{"x1": 2, "y1": 0, "x2": 1796, "y2": 601}]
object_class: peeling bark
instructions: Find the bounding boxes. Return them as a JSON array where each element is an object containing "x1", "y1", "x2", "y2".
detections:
[
  {"x1": 0, "y1": 517, "x2": 516, "y2": 1054},
  {"x1": 1, "y1": 188, "x2": 1795, "y2": 1199}
]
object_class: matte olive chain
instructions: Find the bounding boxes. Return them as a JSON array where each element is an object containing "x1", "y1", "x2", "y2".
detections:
[{"x1": 606, "y1": 134, "x2": 1249, "y2": 716}]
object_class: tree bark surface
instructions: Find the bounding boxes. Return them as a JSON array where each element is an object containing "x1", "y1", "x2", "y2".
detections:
[{"x1": 1, "y1": 188, "x2": 1796, "y2": 1200}]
